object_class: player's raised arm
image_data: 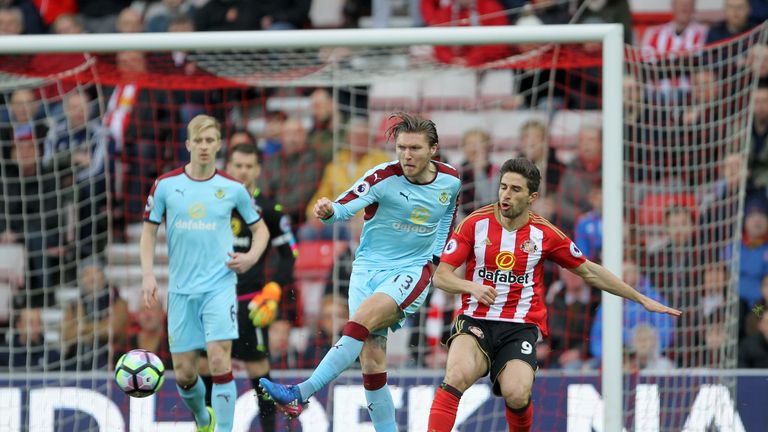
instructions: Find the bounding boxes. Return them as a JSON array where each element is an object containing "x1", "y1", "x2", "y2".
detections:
[
  {"x1": 139, "y1": 222, "x2": 159, "y2": 309},
  {"x1": 315, "y1": 163, "x2": 388, "y2": 223},
  {"x1": 568, "y1": 259, "x2": 682, "y2": 317},
  {"x1": 433, "y1": 262, "x2": 497, "y2": 306}
]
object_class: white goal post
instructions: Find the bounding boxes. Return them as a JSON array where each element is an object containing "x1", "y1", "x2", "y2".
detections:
[{"x1": 0, "y1": 24, "x2": 625, "y2": 431}]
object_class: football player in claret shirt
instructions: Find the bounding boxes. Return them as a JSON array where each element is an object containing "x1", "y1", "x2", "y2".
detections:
[
  {"x1": 427, "y1": 157, "x2": 681, "y2": 432},
  {"x1": 260, "y1": 112, "x2": 461, "y2": 431}
]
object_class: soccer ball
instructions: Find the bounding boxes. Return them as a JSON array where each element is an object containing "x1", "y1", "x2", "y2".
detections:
[{"x1": 115, "y1": 349, "x2": 165, "y2": 398}]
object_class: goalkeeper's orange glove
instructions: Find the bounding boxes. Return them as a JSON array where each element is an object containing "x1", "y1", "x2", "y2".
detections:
[{"x1": 248, "y1": 282, "x2": 282, "y2": 327}]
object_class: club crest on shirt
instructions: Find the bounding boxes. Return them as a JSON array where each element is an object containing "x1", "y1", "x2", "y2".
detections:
[
  {"x1": 438, "y1": 191, "x2": 450, "y2": 205},
  {"x1": 570, "y1": 242, "x2": 583, "y2": 258},
  {"x1": 444, "y1": 238, "x2": 458, "y2": 254},
  {"x1": 468, "y1": 325, "x2": 485, "y2": 339},
  {"x1": 215, "y1": 189, "x2": 225, "y2": 199},
  {"x1": 353, "y1": 180, "x2": 371, "y2": 197},
  {"x1": 520, "y1": 240, "x2": 538, "y2": 254}
]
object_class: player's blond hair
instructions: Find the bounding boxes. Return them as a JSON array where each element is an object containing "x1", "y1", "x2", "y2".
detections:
[{"x1": 187, "y1": 114, "x2": 221, "y2": 141}]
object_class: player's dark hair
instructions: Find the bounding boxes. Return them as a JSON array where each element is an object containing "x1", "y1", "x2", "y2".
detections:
[
  {"x1": 229, "y1": 142, "x2": 262, "y2": 165},
  {"x1": 499, "y1": 157, "x2": 541, "y2": 194},
  {"x1": 386, "y1": 112, "x2": 439, "y2": 147}
]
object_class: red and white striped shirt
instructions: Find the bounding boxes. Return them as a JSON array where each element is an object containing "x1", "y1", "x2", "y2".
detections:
[
  {"x1": 440, "y1": 204, "x2": 586, "y2": 337},
  {"x1": 641, "y1": 21, "x2": 709, "y2": 56}
]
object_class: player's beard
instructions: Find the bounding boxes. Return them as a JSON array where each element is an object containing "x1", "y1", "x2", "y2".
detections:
[{"x1": 501, "y1": 202, "x2": 526, "y2": 220}]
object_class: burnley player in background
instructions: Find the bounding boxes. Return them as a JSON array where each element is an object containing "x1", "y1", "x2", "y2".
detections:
[
  {"x1": 427, "y1": 158, "x2": 681, "y2": 432},
  {"x1": 260, "y1": 113, "x2": 461, "y2": 431},
  {"x1": 198, "y1": 141, "x2": 298, "y2": 432},
  {"x1": 141, "y1": 115, "x2": 270, "y2": 432}
]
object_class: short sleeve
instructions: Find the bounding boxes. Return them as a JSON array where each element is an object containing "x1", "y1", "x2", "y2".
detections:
[
  {"x1": 235, "y1": 185, "x2": 261, "y2": 225},
  {"x1": 144, "y1": 179, "x2": 166, "y2": 224},
  {"x1": 546, "y1": 230, "x2": 587, "y2": 269},
  {"x1": 440, "y1": 217, "x2": 474, "y2": 267}
]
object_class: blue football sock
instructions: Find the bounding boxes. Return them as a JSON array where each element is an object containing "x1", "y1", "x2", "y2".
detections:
[
  {"x1": 212, "y1": 374, "x2": 237, "y2": 432},
  {"x1": 366, "y1": 384, "x2": 398, "y2": 432},
  {"x1": 298, "y1": 321, "x2": 369, "y2": 402},
  {"x1": 176, "y1": 377, "x2": 211, "y2": 427}
]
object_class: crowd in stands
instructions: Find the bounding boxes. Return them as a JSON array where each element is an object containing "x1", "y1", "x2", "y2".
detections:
[{"x1": 0, "y1": 0, "x2": 767, "y2": 374}]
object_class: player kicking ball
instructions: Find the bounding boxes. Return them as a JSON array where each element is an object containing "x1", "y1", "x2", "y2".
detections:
[
  {"x1": 260, "y1": 113, "x2": 461, "y2": 431},
  {"x1": 427, "y1": 157, "x2": 681, "y2": 431}
]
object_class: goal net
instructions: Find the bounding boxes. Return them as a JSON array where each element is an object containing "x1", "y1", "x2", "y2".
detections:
[{"x1": 0, "y1": 22, "x2": 765, "y2": 431}]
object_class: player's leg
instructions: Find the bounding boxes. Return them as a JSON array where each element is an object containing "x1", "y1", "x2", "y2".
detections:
[
  {"x1": 360, "y1": 334, "x2": 397, "y2": 432},
  {"x1": 202, "y1": 286, "x2": 239, "y2": 432},
  {"x1": 427, "y1": 330, "x2": 489, "y2": 432},
  {"x1": 493, "y1": 324, "x2": 538, "y2": 432},
  {"x1": 168, "y1": 292, "x2": 213, "y2": 430},
  {"x1": 197, "y1": 353, "x2": 213, "y2": 406},
  {"x1": 261, "y1": 268, "x2": 402, "y2": 413},
  {"x1": 234, "y1": 305, "x2": 276, "y2": 432},
  {"x1": 246, "y1": 358, "x2": 276, "y2": 432}
]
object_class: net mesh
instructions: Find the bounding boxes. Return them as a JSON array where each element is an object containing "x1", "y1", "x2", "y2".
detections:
[{"x1": 0, "y1": 24, "x2": 765, "y2": 431}]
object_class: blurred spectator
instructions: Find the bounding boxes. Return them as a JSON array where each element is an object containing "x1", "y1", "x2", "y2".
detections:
[
  {"x1": 62, "y1": 258, "x2": 129, "y2": 370},
  {"x1": 520, "y1": 119, "x2": 562, "y2": 197},
  {"x1": 301, "y1": 117, "x2": 387, "y2": 240},
  {"x1": 706, "y1": 0, "x2": 759, "y2": 44},
  {"x1": 32, "y1": 0, "x2": 76, "y2": 27},
  {"x1": 574, "y1": 182, "x2": 602, "y2": 262},
  {"x1": 308, "y1": 88, "x2": 336, "y2": 164},
  {"x1": 745, "y1": 275, "x2": 768, "y2": 337},
  {"x1": 574, "y1": 0, "x2": 633, "y2": 45},
  {"x1": 115, "y1": 7, "x2": 143, "y2": 33},
  {"x1": 590, "y1": 260, "x2": 674, "y2": 358},
  {"x1": 644, "y1": 204, "x2": 703, "y2": 306},
  {"x1": 2, "y1": 88, "x2": 42, "y2": 125},
  {"x1": 121, "y1": 301, "x2": 173, "y2": 370},
  {"x1": 371, "y1": 0, "x2": 423, "y2": 27},
  {"x1": 640, "y1": 0, "x2": 708, "y2": 56},
  {"x1": 262, "y1": 117, "x2": 324, "y2": 226},
  {"x1": 0, "y1": 135, "x2": 60, "y2": 307},
  {"x1": 268, "y1": 319, "x2": 298, "y2": 369},
  {"x1": 0, "y1": 307, "x2": 60, "y2": 370},
  {"x1": 625, "y1": 324, "x2": 675, "y2": 371},
  {"x1": 697, "y1": 153, "x2": 743, "y2": 247},
  {"x1": 457, "y1": 128, "x2": 499, "y2": 216},
  {"x1": 0, "y1": 0, "x2": 43, "y2": 34},
  {"x1": 143, "y1": 0, "x2": 195, "y2": 33},
  {"x1": 555, "y1": 125, "x2": 602, "y2": 234},
  {"x1": 51, "y1": 13, "x2": 84, "y2": 34},
  {"x1": 256, "y1": 0, "x2": 311, "y2": 30},
  {"x1": 300, "y1": 294, "x2": 348, "y2": 368},
  {"x1": 44, "y1": 91, "x2": 109, "y2": 258},
  {"x1": 0, "y1": 7, "x2": 23, "y2": 34},
  {"x1": 76, "y1": 0, "x2": 131, "y2": 33},
  {"x1": 429, "y1": 0, "x2": 511, "y2": 66},
  {"x1": 729, "y1": 197, "x2": 768, "y2": 307},
  {"x1": 258, "y1": 110, "x2": 286, "y2": 156},
  {"x1": 105, "y1": 50, "x2": 172, "y2": 220},
  {"x1": 194, "y1": 0, "x2": 258, "y2": 31},
  {"x1": 545, "y1": 269, "x2": 598, "y2": 369},
  {"x1": 749, "y1": 80, "x2": 768, "y2": 197},
  {"x1": 739, "y1": 311, "x2": 768, "y2": 367}
]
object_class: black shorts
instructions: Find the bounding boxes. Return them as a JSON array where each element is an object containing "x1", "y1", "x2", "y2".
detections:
[
  {"x1": 201, "y1": 299, "x2": 270, "y2": 362},
  {"x1": 446, "y1": 314, "x2": 538, "y2": 396}
]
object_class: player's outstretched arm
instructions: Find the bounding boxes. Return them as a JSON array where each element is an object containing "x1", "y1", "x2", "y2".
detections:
[
  {"x1": 569, "y1": 260, "x2": 682, "y2": 317},
  {"x1": 228, "y1": 219, "x2": 270, "y2": 274},
  {"x1": 139, "y1": 222, "x2": 159, "y2": 309},
  {"x1": 433, "y1": 262, "x2": 497, "y2": 306}
]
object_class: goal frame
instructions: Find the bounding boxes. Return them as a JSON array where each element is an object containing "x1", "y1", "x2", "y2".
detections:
[{"x1": 0, "y1": 24, "x2": 625, "y2": 431}]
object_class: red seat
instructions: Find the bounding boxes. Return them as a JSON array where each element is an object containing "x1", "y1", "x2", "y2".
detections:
[{"x1": 294, "y1": 240, "x2": 346, "y2": 280}]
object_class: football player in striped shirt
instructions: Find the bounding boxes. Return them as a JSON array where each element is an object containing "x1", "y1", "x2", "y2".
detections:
[{"x1": 427, "y1": 157, "x2": 681, "y2": 431}]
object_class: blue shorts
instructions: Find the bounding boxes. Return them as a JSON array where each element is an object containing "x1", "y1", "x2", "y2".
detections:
[
  {"x1": 167, "y1": 286, "x2": 238, "y2": 353},
  {"x1": 348, "y1": 262, "x2": 433, "y2": 337}
]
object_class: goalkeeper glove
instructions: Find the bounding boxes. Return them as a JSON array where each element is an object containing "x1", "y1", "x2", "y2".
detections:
[{"x1": 248, "y1": 282, "x2": 282, "y2": 327}]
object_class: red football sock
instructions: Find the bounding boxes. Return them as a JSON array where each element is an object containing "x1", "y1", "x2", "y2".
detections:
[
  {"x1": 505, "y1": 400, "x2": 533, "y2": 432},
  {"x1": 427, "y1": 383, "x2": 462, "y2": 432}
]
